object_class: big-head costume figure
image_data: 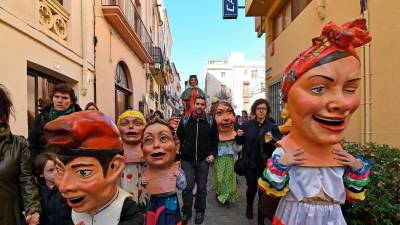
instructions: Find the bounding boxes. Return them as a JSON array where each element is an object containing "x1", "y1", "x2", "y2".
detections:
[
  {"x1": 117, "y1": 110, "x2": 149, "y2": 213},
  {"x1": 44, "y1": 111, "x2": 144, "y2": 225},
  {"x1": 211, "y1": 101, "x2": 240, "y2": 205},
  {"x1": 141, "y1": 118, "x2": 186, "y2": 225},
  {"x1": 258, "y1": 19, "x2": 372, "y2": 225},
  {"x1": 180, "y1": 75, "x2": 206, "y2": 116}
]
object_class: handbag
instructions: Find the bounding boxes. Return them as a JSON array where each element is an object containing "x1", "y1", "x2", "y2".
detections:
[
  {"x1": 234, "y1": 123, "x2": 263, "y2": 176},
  {"x1": 234, "y1": 152, "x2": 249, "y2": 176}
]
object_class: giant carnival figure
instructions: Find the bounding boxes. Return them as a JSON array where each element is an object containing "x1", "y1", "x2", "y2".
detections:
[
  {"x1": 211, "y1": 101, "x2": 241, "y2": 207},
  {"x1": 44, "y1": 111, "x2": 144, "y2": 225},
  {"x1": 141, "y1": 118, "x2": 186, "y2": 225},
  {"x1": 181, "y1": 75, "x2": 206, "y2": 116},
  {"x1": 258, "y1": 19, "x2": 373, "y2": 225},
  {"x1": 117, "y1": 110, "x2": 149, "y2": 213}
]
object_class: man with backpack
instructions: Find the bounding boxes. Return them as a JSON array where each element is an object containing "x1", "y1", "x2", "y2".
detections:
[{"x1": 176, "y1": 96, "x2": 219, "y2": 225}]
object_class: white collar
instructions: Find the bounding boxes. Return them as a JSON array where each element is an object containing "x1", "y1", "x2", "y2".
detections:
[{"x1": 71, "y1": 188, "x2": 132, "y2": 225}]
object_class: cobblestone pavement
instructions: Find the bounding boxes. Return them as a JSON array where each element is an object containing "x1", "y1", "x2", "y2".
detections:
[{"x1": 178, "y1": 172, "x2": 273, "y2": 225}]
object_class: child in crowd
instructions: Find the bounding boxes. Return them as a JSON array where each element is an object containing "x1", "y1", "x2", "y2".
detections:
[
  {"x1": 141, "y1": 118, "x2": 186, "y2": 225},
  {"x1": 33, "y1": 153, "x2": 72, "y2": 225}
]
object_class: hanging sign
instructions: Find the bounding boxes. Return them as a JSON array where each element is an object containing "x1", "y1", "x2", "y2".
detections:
[{"x1": 223, "y1": 0, "x2": 238, "y2": 19}]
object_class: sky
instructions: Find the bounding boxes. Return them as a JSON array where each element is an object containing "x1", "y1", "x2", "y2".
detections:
[{"x1": 164, "y1": 0, "x2": 265, "y2": 86}]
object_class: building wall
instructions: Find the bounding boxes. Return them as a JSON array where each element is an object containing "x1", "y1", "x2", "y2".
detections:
[
  {"x1": 368, "y1": 0, "x2": 400, "y2": 146},
  {"x1": 257, "y1": 0, "x2": 400, "y2": 146},
  {"x1": 94, "y1": 14, "x2": 146, "y2": 119},
  {"x1": 204, "y1": 53, "x2": 264, "y2": 114},
  {"x1": 0, "y1": 0, "x2": 95, "y2": 136}
]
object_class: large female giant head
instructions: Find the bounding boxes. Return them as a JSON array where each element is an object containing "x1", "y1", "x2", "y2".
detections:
[{"x1": 279, "y1": 19, "x2": 371, "y2": 166}]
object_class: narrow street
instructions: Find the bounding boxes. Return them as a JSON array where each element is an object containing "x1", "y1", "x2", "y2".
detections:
[{"x1": 179, "y1": 172, "x2": 272, "y2": 225}]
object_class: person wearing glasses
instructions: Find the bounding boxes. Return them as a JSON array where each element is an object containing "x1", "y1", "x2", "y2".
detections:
[{"x1": 236, "y1": 98, "x2": 281, "y2": 224}]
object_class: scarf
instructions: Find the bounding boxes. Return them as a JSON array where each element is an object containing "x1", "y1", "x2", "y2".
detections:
[{"x1": 49, "y1": 105, "x2": 76, "y2": 121}]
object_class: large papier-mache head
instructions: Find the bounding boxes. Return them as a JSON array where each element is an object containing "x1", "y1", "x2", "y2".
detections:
[{"x1": 281, "y1": 18, "x2": 371, "y2": 102}]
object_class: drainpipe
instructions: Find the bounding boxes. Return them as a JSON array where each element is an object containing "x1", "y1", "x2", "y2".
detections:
[
  {"x1": 362, "y1": 10, "x2": 372, "y2": 144},
  {"x1": 93, "y1": 0, "x2": 97, "y2": 103},
  {"x1": 81, "y1": 0, "x2": 89, "y2": 98}
]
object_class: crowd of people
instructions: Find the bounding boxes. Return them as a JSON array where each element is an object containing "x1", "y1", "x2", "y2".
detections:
[{"x1": 0, "y1": 19, "x2": 373, "y2": 225}]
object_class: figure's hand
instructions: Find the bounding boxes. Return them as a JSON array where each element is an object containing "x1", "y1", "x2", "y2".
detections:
[
  {"x1": 278, "y1": 149, "x2": 306, "y2": 166},
  {"x1": 237, "y1": 129, "x2": 244, "y2": 136},
  {"x1": 173, "y1": 161, "x2": 181, "y2": 176},
  {"x1": 332, "y1": 149, "x2": 363, "y2": 170},
  {"x1": 23, "y1": 212, "x2": 40, "y2": 225},
  {"x1": 206, "y1": 155, "x2": 215, "y2": 163},
  {"x1": 264, "y1": 132, "x2": 273, "y2": 143},
  {"x1": 142, "y1": 175, "x2": 149, "y2": 185}
]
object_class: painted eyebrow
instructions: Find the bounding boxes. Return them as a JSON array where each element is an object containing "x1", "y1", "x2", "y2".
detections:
[
  {"x1": 307, "y1": 74, "x2": 335, "y2": 82},
  {"x1": 70, "y1": 163, "x2": 96, "y2": 169},
  {"x1": 346, "y1": 77, "x2": 361, "y2": 83}
]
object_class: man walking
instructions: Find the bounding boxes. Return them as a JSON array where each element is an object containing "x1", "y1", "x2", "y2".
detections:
[{"x1": 177, "y1": 96, "x2": 218, "y2": 224}]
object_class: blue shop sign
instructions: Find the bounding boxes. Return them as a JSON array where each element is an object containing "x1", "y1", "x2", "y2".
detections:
[{"x1": 223, "y1": 0, "x2": 238, "y2": 19}]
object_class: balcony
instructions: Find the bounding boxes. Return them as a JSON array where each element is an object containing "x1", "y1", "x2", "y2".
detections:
[
  {"x1": 245, "y1": 0, "x2": 274, "y2": 16},
  {"x1": 38, "y1": 0, "x2": 69, "y2": 44},
  {"x1": 102, "y1": 0, "x2": 152, "y2": 63},
  {"x1": 150, "y1": 46, "x2": 167, "y2": 85}
]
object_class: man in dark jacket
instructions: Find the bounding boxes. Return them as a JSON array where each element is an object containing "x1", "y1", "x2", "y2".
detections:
[
  {"x1": 176, "y1": 96, "x2": 218, "y2": 225},
  {"x1": 28, "y1": 83, "x2": 82, "y2": 161}
]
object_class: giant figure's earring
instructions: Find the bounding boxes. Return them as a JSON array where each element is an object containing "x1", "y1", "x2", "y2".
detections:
[{"x1": 281, "y1": 108, "x2": 289, "y2": 120}]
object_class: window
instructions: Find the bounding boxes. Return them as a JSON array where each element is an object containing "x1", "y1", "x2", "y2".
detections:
[
  {"x1": 251, "y1": 70, "x2": 258, "y2": 79},
  {"x1": 221, "y1": 72, "x2": 226, "y2": 78},
  {"x1": 268, "y1": 79, "x2": 284, "y2": 125},
  {"x1": 273, "y1": 0, "x2": 311, "y2": 38},
  {"x1": 274, "y1": 1, "x2": 291, "y2": 37},
  {"x1": 243, "y1": 81, "x2": 250, "y2": 97},
  {"x1": 27, "y1": 69, "x2": 63, "y2": 131},
  {"x1": 115, "y1": 62, "x2": 132, "y2": 120},
  {"x1": 244, "y1": 70, "x2": 248, "y2": 76},
  {"x1": 292, "y1": 0, "x2": 312, "y2": 19}
]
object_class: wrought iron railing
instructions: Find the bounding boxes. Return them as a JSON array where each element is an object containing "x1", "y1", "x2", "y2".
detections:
[
  {"x1": 102, "y1": 0, "x2": 153, "y2": 57},
  {"x1": 151, "y1": 46, "x2": 164, "y2": 65}
]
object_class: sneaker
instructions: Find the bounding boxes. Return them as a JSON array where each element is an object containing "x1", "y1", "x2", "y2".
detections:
[
  {"x1": 194, "y1": 212, "x2": 204, "y2": 224},
  {"x1": 182, "y1": 214, "x2": 191, "y2": 225}
]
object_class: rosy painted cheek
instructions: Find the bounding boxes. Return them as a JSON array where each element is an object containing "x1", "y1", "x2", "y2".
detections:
[
  {"x1": 75, "y1": 180, "x2": 102, "y2": 194},
  {"x1": 289, "y1": 96, "x2": 322, "y2": 118},
  {"x1": 344, "y1": 95, "x2": 361, "y2": 113},
  {"x1": 215, "y1": 117, "x2": 223, "y2": 125}
]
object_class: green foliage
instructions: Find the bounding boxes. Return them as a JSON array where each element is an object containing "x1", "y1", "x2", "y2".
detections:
[{"x1": 342, "y1": 142, "x2": 400, "y2": 225}]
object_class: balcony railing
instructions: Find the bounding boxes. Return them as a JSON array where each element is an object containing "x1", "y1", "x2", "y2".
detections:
[
  {"x1": 38, "y1": 0, "x2": 69, "y2": 43},
  {"x1": 102, "y1": 0, "x2": 153, "y2": 61},
  {"x1": 152, "y1": 47, "x2": 164, "y2": 65}
]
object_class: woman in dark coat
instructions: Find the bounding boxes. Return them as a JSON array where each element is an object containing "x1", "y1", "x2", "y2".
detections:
[
  {"x1": 28, "y1": 83, "x2": 82, "y2": 161},
  {"x1": 0, "y1": 84, "x2": 41, "y2": 225},
  {"x1": 236, "y1": 98, "x2": 281, "y2": 224}
]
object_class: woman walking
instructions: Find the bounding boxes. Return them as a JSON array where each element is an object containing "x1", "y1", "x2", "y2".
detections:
[
  {"x1": 0, "y1": 84, "x2": 41, "y2": 225},
  {"x1": 236, "y1": 98, "x2": 281, "y2": 224}
]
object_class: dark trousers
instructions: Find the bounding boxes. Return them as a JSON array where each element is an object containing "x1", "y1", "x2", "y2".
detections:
[
  {"x1": 181, "y1": 160, "x2": 210, "y2": 215},
  {"x1": 245, "y1": 167, "x2": 263, "y2": 208}
]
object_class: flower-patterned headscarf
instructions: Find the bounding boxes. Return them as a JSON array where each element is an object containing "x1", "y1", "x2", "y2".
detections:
[{"x1": 281, "y1": 18, "x2": 372, "y2": 102}]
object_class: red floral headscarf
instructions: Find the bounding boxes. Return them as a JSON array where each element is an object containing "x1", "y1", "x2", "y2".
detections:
[{"x1": 281, "y1": 18, "x2": 372, "y2": 102}]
